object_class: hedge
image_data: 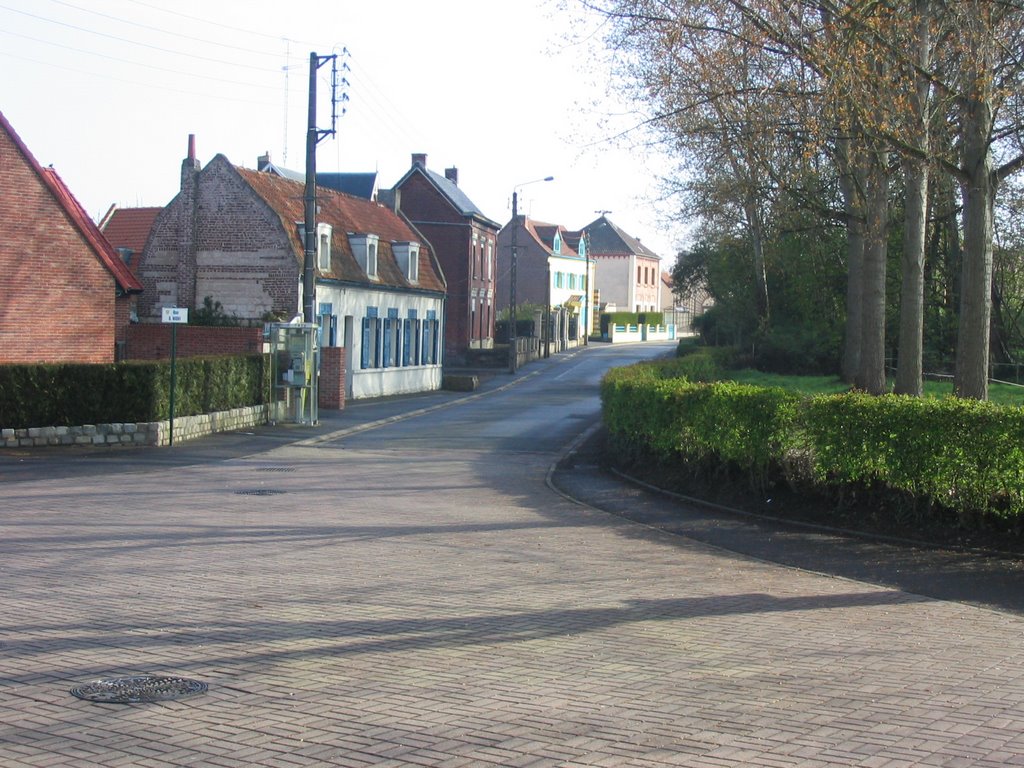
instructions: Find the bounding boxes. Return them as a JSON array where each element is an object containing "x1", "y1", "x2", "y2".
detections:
[
  {"x1": 601, "y1": 361, "x2": 1024, "y2": 525},
  {"x1": 0, "y1": 354, "x2": 269, "y2": 429}
]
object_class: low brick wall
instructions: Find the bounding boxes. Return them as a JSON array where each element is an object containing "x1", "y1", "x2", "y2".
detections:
[
  {"x1": 1, "y1": 404, "x2": 269, "y2": 449},
  {"x1": 125, "y1": 325, "x2": 264, "y2": 360}
]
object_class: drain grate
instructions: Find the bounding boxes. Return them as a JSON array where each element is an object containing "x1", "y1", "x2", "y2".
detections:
[
  {"x1": 71, "y1": 675, "x2": 207, "y2": 704},
  {"x1": 235, "y1": 489, "x2": 286, "y2": 496},
  {"x1": 254, "y1": 466, "x2": 296, "y2": 473}
]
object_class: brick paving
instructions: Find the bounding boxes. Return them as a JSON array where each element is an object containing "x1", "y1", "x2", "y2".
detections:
[{"x1": 3, "y1": 413, "x2": 1024, "y2": 765}]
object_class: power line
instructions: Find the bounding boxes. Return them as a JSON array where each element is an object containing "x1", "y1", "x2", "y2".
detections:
[
  {"x1": 48, "y1": 0, "x2": 285, "y2": 60},
  {"x1": 122, "y1": 0, "x2": 320, "y2": 47},
  {"x1": 0, "y1": 26, "x2": 283, "y2": 93},
  {"x1": 0, "y1": 2, "x2": 280, "y2": 73},
  {"x1": 0, "y1": 47, "x2": 280, "y2": 107}
]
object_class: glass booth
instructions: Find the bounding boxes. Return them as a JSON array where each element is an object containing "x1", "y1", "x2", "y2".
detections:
[{"x1": 266, "y1": 322, "x2": 318, "y2": 425}]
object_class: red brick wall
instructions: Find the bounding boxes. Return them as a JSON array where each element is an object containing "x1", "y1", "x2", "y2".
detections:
[
  {"x1": 397, "y1": 172, "x2": 499, "y2": 364},
  {"x1": 0, "y1": 124, "x2": 117, "y2": 364},
  {"x1": 124, "y1": 324, "x2": 264, "y2": 360},
  {"x1": 318, "y1": 346, "x2": 346, "y2": 410},
  {"x1": 138, "y1": 155, "x2": 299, "y2": 323}
]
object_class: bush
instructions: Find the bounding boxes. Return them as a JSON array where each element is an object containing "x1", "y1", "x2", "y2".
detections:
[
  {"x1": 0, "y1": 355, "x2": 268, "y2": 429},
  {"x1": 602, "y1": 359, "x2": 1024, "y2": 531}
]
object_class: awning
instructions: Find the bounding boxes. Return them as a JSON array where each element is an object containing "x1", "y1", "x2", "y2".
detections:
[{"x1": 564, "y1": 294, "x2": 584, "y2": 307}]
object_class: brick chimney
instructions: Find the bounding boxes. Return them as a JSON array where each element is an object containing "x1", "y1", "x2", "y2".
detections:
[
  {"x1": 177, "y1": 134, "x2": 201, "y2": 311},
  {"x1": 257, "y1": 151, "x2": 271, "y2": 171},
  {"x1": 444, "y1": 166, "x2": 458, "y2": 186},
  {"x1": 412, "y1": 153, "x2": 427, "y2": 168}
]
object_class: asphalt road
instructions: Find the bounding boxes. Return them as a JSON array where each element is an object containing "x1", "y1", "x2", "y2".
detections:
[{"x1": 3, "y1": 341, "x2": 1024, "y2": 767}]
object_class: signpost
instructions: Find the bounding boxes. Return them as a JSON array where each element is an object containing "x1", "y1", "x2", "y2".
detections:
[{"x1": 161, "y1": 307, "x2": 188, "y2": 446}]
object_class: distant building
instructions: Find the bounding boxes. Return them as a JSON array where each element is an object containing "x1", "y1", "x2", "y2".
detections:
[
  {"x1": 136, "y1": 137, "x2": 447, "y2": 401},
  {"x1": 581, "y1": 214, "x2": 661, "y2": 313},
  {"x1": 495, "y1": 214, "x2": 594, "y2": 350},
  {"x1": 385, "y1": 154, "x2": 501, "y2": 365},
  {"x1": 0, "y1": 111, "x2": 142, "y2": 364}
]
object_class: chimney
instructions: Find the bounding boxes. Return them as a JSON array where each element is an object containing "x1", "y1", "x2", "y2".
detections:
[
  {"x1": 444, "y1": 166, "x2": 459, "y2": 186},
  {"x1": 181, "y1": 133, "x2": 200, "y2": 188},
  {"x1": 412, "y1": 153, "x2": 427, "y2": 168},
  {"x1": 257, "y1": 151, "x2": 271, "y2": 171}
]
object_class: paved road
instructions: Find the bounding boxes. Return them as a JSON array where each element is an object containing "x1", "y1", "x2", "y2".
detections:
[{"x1": 3, "y1": 342, "x2": 1024, "y2": 767}]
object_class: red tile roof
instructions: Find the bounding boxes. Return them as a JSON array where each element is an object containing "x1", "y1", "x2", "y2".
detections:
[
  {"x1": 99, "y1": 206, "x2": 162, "y2": 268},
  {"x1": 0, "y1": 111, "x2": 143, "y2": 293},
  {"x1": 235, "y1": 166, "x2": 445, "y2": 293}
]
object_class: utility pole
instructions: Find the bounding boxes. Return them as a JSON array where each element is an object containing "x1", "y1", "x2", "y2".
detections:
[{"x1": 303, "y1": 51, "x2": 345, "y2": 324}]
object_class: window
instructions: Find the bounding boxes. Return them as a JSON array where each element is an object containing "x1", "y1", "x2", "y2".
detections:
[
  {"x1": 554, "y1": 271, "x2": 564, "y2": 289},
  {"x1": 384, "y1": 308, "x2": 401, "y2": 367},
  {"x1": 487, "y1": 241, "x2": 493, "y2": 280},
  {"x1": 392, "y1": 242, "x2": 420, "y2": 283},
  {"x1": 348, "y1": 233, "x2": 380, "y2": 279},
  {"x1": 553, "y1": 233, "x2": 562, "y2": 254},
  {"x1": 317, "y1": 223, "x2": 332, "y2": 271},
  {"x1": 403, "y1": 311, "x2": 416, "y2": 366},
  {"x1": 422, "y1": 310, "x2": 440, "y2": 365},
  {"x1": 361, "y1": 307, "x2": 381, "y2": 369}
]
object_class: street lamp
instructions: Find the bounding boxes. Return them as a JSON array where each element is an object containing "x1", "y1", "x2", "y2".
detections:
[{"x1": 509, "y1": 175, "x2": 554, "y2": 374}]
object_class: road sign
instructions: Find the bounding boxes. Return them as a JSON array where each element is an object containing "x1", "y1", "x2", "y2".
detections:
[{"x1": 162, "y1": 307, "x2": 189, "y2": 324}]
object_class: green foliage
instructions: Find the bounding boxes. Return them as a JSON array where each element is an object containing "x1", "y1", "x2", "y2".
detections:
[
  {"x1": 805, "y1": 394, "x2": 1024, "y2": 521},
  {"x1": 0, "y1": 355, "x2": 268, "y2": 429},
  {"x1": 602, "y1": 359, "x2": 1024, "y2": 529},
  {"x1": 192, "y1": 296, "x2": 240, "y2": 327},
  {"x1": 601, "y1": 363, "x2": 799, "y2": 486}
]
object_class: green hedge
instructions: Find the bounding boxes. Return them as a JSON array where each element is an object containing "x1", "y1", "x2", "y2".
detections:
[
  {"x1": 601, "y1": 361, "x2": 1024, "y2": 526},
  {"x1": 0, "y1": 354, "x2": 268, "y2": 429},
  {"x1": 599, "y1": 311, "x2": 665, "y2": 336}
]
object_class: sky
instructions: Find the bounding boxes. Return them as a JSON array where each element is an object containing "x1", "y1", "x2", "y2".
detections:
[{"x1": 1, "y1": 0, "x2": 686, "y2": 261}]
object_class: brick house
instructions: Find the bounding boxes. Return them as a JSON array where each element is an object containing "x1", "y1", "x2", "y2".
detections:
[
  {"x1": 385, "y1": 154, "x2": 501, "y2": 365},
  {"x1": 136, "y1": 137, "x2": 447, "y2": 401},
  {"x1": 581, "y1": 214, "x2": 661, "y2": 313},
  {"x1": 495, "y1": 215, "x2": 594, "y2": 351},
  {"x1": 0, "y1": 111, "x2": 142, "y2": 365}
]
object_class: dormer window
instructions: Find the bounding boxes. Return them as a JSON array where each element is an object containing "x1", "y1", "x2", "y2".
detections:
[
  {"x1": 553, "y1": 233, "x2": 562, "y2": 254},
  {"x1": 392, "y1": 241, "x2": 420, "y2": 283},
  {"x1": 317, "y1": 223, "x2": 332, "y2": 271},
  {"x1": 348, "y1": 233, "x2": 380, "y2": 279}
]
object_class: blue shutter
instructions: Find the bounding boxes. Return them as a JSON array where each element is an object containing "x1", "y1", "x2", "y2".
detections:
[{"x1": 361, "y1": 318, "x2": 370, "y2": 369}]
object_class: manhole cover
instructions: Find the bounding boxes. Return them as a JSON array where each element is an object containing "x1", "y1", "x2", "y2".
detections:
[
  {"x1": 254, "y1": 466, "x2": 296, "y2": 473},
  {"x1": 235, "y1": 489, "x2": 286, "y2": 496},
  {"x1": 70, "y1": 675, "x2": 207, "y2": 704}
]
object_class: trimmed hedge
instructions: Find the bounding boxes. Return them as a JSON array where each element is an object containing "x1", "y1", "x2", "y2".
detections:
[
  {"x1": 599, "y1": 311, "x2": 665, "y2": 336},
  {"x1": 601, "y1": 361, "x2": 1024, "y2": 527},
  {"x1": 0, "y1": 354, "x2": 269, "y2": 429}
]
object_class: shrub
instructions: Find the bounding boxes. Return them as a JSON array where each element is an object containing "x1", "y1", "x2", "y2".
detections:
[
  {"x1": 0, "y1": 354, "x2": 268, "y2": 429},
  {"x1": 602, "y1": 359, "x2": 1024, "y2": 531}
]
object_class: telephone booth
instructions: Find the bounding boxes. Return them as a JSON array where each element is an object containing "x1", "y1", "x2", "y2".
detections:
[{"x1": 267, "y1": 322, "x2": 318, "y2": 425}]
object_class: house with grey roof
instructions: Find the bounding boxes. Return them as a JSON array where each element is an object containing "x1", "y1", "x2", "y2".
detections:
[
  {"x1": 384, "y1": 154, "x2": 501, "y2": 365},
  {"x1": 580, "y1": 214, "x2": 661, "y2": 313}
]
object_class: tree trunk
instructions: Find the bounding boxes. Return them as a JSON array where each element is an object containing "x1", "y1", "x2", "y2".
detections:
[
  {"x1": 894, "y1": 0, "x2": 931, "y2": 397},
  {"x1": 857, "y1": 146, "x2": 889, "y2": 395},
  {"x1": 838, "y1": 137, "x2": 864, "y2": 384},
  {"x1": 954, "y1": 10, "x2": 995, "y2": 401},
  {"x1": 894, "y1": 158, "x2": 927, "y2": 396}
]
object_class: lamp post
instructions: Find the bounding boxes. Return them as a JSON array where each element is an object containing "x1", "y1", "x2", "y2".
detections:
[{"x1": 509, "y1": 175, "x2": 553, "y2": 374}]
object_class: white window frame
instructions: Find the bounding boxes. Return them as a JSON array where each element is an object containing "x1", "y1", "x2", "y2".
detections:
[
  {"x1": 317, "y1": 223, "x2": 332, "y2": 272},
  {"x1": 392, "y1": 242, "x2": 420, "y2": 283},
  {"x1": 348, "y1": 233, "x2": 380, "y2": 279}
]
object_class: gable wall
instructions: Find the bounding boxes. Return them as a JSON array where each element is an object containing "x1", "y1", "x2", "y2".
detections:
[
  {"x1": 397, "y1": 173, "x2": 498, "y2": 362},
  {"x1": 139, "y1": 159, "x2": 300, "y2": 323},
  {"x1": 0, "y1": 126, "x2": 116, "y2": 364}
]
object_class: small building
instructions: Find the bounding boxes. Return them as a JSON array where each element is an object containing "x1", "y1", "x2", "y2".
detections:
[
  {"x1": 582, "y1": 214, "x2": 661, "y2": 313},
  {"x1": 136, "y1": 137, "x2": 447, "y2": 402},
  {"x1": 495, "y1": 215, "x2": 595, "y2": 351},
  {"x1": 385, "y1": 154, "x2": 501, "y2": 365},
  {"x1": 0, "y1": 111, "x2": 142, "y2": 365}
]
